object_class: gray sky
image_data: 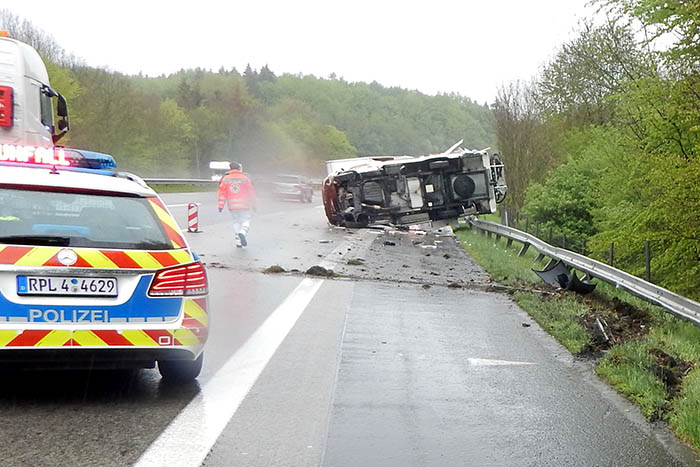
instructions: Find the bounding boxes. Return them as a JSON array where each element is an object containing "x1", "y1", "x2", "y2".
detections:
[{"x1": 3, "y1": 0, "x2": 593, "y2": 104}]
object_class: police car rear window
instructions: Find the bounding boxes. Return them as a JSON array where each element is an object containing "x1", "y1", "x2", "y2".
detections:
[{"x1": 0, "y1": 187, "x2": 173, "y2": 250}]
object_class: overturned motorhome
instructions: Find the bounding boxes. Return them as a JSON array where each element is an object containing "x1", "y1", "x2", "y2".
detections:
[{"x1": 323, "y1": 141, "x2": 507, "y2": 228}]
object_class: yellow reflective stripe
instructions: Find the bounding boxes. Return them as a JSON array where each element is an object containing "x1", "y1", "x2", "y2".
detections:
[
  {"x1": 170, "y1": 250, "x2": 193, "y2": 264},
  {"x1": 121, "y1": 330, "x2": 158, "y2": 346},
  {"x1": 0, "y1": 246, "x2": 5, "y2": 255},
  {"x1": 184, "y1": 299, "x2": 208, "y2": 327},
  {"x1": 124, "y1": 251, "x2": 163, "y2": 269},
  {"x1": 77, "y1": 250, "x2": 118, "y2": 269},
  {"x1": 171, "y1": 240, "x2": 180, "y2": 249},
  {"x1": 171, "y1": 328, "x2": 199, "y2": 346},
  {"x1": 0, "y1": 330, "x2": 18, "y2": 347},
  {"x1": 149, "y1": 200, "x2": 179, "y2": 232},
  {"x1": 36, "y1": 330, "x2": 71, "y2": 347},
  {"x1": 72, "y1": 331, "x2": 108, "y2": 347},
  {"x1": 14, "y1": 247, "x2": 60, "y2": 266}
]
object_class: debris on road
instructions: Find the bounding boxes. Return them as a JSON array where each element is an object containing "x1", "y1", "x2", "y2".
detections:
[
  {"x1": 264, "y1": 265, "x2": 286, "y2": 274},
  {"x1": 383, "y1": 240, "x2": 396, "y2": 246},
  {"x1": 347, "y1": 258, "x2": 364, "y2": 266},
  {"x1": 319, "y1": 240, "x2": 334, "y2": 244},
  {"x1": 306, "y1": 265, "x2": 334, "y2": 277}
]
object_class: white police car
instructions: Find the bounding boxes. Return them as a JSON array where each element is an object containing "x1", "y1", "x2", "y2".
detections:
[{"x1": 0, "y1": 147, "x2": 208, "y2": 381}]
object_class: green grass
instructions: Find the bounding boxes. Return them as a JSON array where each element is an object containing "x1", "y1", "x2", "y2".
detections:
[
  {"x1": 457, "y1": 224, "x2": 700, "y2": 453},
  {"x1": 514, "y1": 291, "x2": 590, "y2": 354},
  {"x1": 151, "y1": 184, "x2": 217, "y2": 193},
  {"x1": 596, "y1": 341, "x2": 669, "y2": 419},
  {"x1": 671, "y1": 370, "x2": 700, "y2": 449},
  {"x1": 456, "y1": 227, "x2": 544, "y2": 285}
]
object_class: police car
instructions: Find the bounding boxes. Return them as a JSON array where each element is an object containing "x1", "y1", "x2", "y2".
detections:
[{"x1": 0, "y1": 147, "x2": 208, "y2": 381}]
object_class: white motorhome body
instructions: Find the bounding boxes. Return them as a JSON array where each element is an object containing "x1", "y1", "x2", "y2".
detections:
[{"x1": 0, "y1": 33, "x2": 68, "y2": 147}]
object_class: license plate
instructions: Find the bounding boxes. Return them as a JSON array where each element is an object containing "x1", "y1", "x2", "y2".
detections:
[{"x1": 17, "y1": 276, "x2": 118, "y2": 297}]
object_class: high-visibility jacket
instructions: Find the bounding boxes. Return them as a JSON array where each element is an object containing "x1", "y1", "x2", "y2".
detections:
[{"x1": 217, "y1": 170, "x2": 256, "y2": 211}]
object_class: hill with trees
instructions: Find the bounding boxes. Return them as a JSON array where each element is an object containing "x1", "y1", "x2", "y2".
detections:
[{"x1": 0, "y1": 10, "x2": 494, "y2": 177}]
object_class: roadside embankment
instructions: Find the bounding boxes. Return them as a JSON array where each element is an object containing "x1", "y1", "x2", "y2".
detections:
[{"x1": 456, "y1": 225, "x2": 700, "y2": 454}]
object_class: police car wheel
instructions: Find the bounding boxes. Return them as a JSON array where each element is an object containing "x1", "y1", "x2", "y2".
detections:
[{"x1": 158, "y1": 353, "x2": 203, "y2": 382}]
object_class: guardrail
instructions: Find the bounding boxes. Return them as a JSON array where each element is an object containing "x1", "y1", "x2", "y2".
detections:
[
  {"x1": 469, "y1": 217, "x2": 700, "y2": 328},
  {"x1": 143, "y1": 178, "x2": 219, "y2": 185}
]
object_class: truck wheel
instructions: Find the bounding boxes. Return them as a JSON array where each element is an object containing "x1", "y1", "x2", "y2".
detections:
[{"x1": 158, "y1": 354, "x2": 203, "y2": 382}]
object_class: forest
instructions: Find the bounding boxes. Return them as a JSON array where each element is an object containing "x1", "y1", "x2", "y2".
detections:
[
  {"x1": 493, "y1": 0, "x2": 700, "y2": 300},
  {"x1": 0, "y1": 10, "x2": 494, "y2": 177}
]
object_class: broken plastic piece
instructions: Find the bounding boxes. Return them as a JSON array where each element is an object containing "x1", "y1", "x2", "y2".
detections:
[{"x1": 533, "y1": 259, "x2": 596, "y2": 295}]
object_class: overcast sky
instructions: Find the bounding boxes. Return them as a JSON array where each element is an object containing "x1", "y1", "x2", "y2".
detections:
[{"x1": 2, "y1": 0, "x2": 593, "y2": 104}]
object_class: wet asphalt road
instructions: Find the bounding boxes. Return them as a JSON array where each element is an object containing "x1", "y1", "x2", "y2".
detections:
[{"x1": 0, "y1": 192, "x2": 696, "y2": 466}]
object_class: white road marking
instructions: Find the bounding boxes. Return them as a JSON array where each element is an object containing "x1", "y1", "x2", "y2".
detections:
[
  {"x1": 468, "y1": 358, "x2": 536, "y2": 366},
  {"x1": 134, "y1": 278, "x2": 324, "y2": 467},
  {"x1": 135, "y1": 230, "x2": 370, "y2": 467}
]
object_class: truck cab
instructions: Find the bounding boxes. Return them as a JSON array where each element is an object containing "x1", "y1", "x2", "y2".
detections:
[{"x1": 0, "y1": 31, "x2": 69, "y2": 148}]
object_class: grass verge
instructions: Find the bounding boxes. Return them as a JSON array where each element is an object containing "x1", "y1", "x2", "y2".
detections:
[{"x1": 456, "y1": 225, "x2": 700, "y2": 453}]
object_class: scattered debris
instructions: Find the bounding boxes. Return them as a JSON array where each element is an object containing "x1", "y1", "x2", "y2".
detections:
[
  {"x1": 447, "y1": 282, "x2": 462, "y2": 289},
  {"x1": 263, "y1": 265, "x2": 286, "y2": 274},
  {"x1": 319, "y1": 240, "x2": 333, "y2": 244},
  {"x1": 420, "y1": 244, "x2": 437, "y2": 249},
  {"x1": 306, "y1": 265, "x2": 334, "y2": 277},
  {"x1": 595, "y1": 317, "x2": 610, "y2": 342},
  {"x1": 347, "y1": 258, "x2": 364, "y2": 266},
  {"x1": 383, "y1": 240, "x2": 396, "y2": 246},
  {"x1": 402, "y1": 264, "x2": 410, "y2": 268},
  {"x1": 522, "y1": 323, "x2": 531, "y2": 327},
  {"x1": 422, "y1": 284, "x2": 431, "y2": 289},
  {"x1": 443, "y1": 253, "x2": 451, "y2": 259}
]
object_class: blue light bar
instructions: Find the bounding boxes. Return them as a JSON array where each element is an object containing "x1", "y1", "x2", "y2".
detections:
[{"x1": 62, "y1": 149, "x2": 117, "y2": 170}]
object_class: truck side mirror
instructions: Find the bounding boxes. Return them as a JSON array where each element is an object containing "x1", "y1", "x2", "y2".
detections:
[{"x1": 57, "y1": 94, "x2": 68, "y2": 117}]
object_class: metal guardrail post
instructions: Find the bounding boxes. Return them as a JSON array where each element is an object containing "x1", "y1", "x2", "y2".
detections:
[{"x1": 609, "y1": 242, "x2": 614, "y2": 267}]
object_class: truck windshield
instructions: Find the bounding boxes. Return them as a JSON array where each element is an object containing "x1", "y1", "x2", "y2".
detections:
[{"x1": 0, "y1": 187, "x2": 172, "y2": 250}]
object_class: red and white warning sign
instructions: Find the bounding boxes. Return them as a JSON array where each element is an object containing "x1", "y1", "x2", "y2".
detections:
[{"x1": 187, "y1": 203, "x2": 199, "y2": 233}]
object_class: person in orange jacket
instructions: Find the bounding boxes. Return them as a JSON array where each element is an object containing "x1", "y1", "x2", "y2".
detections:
[{"x1": 217, "y1": 162, "x2": 257, "y2": 247}]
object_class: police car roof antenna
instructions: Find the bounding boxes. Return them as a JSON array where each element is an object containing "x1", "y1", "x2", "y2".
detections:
[{"x1": 49, "y1": 165, "x2": 60, "y2": 175}]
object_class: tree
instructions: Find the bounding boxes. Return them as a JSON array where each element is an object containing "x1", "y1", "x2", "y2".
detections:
[{"x1": 492, "y1": 80, "x2": 558, "y2": 210}]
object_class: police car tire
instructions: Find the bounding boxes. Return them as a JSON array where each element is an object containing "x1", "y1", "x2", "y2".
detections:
[{"x1": 158, "y1": 353, "x2": 203, "y2": 382}]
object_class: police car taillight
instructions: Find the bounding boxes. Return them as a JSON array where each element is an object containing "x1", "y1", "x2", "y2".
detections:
[{"x1": 148, "y1": 262, "x2": 208, "y2": 297}]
